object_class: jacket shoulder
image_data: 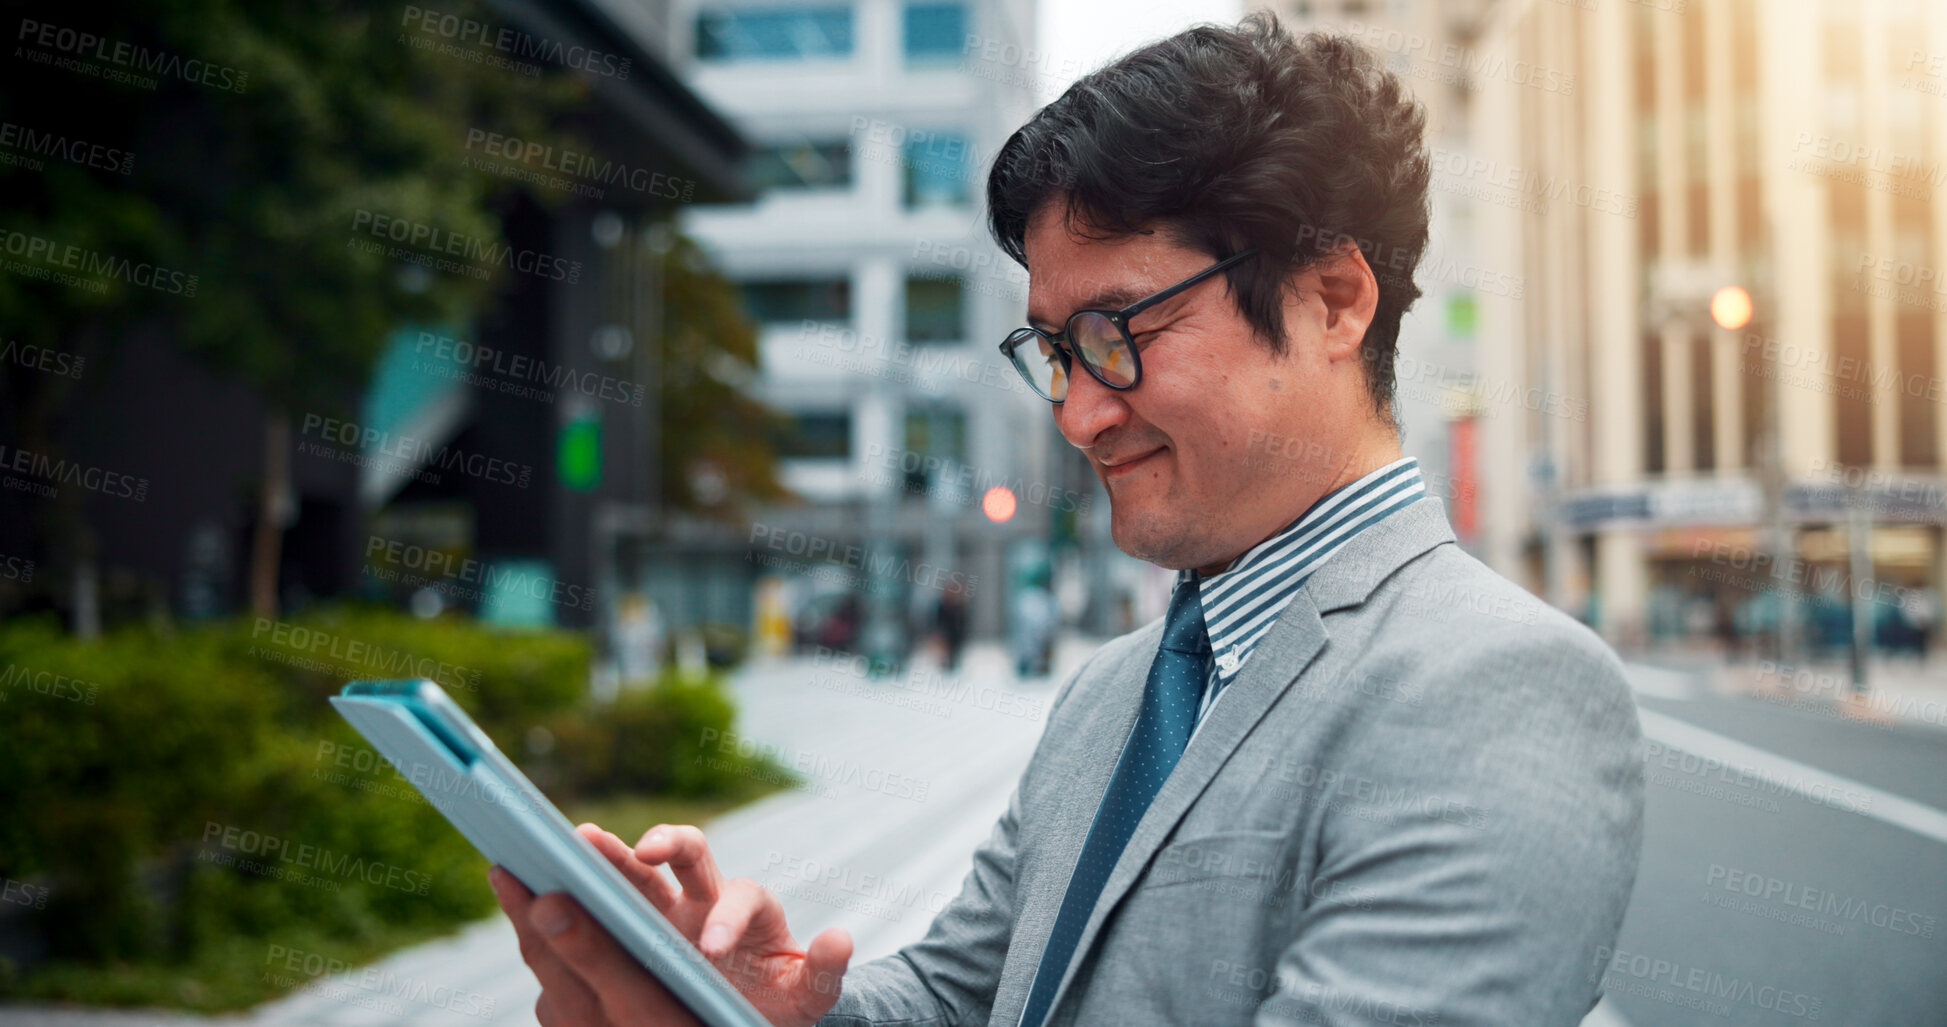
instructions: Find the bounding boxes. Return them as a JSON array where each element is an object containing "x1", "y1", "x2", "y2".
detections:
[{"x1": 1353, "y1": 541, "x2": 1634, "y2": 715}]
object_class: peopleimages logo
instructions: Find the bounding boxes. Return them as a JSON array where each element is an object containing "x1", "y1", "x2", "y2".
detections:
[
  {"x1": 1589, "y1": 947, "x2": 1823, "y2": 1020},
  {"x1": 761, "y1": 850, "x2": 953, "y2": 922},
  {"x1": 0, "y1": 338, "x2": 85, "y2": 379},
  {"x1": 265, "y1": 944, "x2": 498, "y2": 1019},
  {"x1": 297, "y1": 412, "x2": 534, "y2": 489},
  {"x1": 249, "y1": 617, "x2": 483, "y2": 692},
  {"x1": 0, "y1": 120, "x2": 133, "y2": 175},
  {"x1": 860, "y1": 443, "x2": 1089, "y2": 515},
  {"x1": 462, "y1": 130, "x2": 691, "y2": 201},
  {"x1": 400, "y1": 4, "x2": 631, "y2": 80},
  {"x1": 0, "y1": 552, "x2": 32, "y2": 584},
  {"x1": 1642, "y1": 738, "x2": 1873, "y2": 816},
  {"x1": 14, "y1": 18, "x2": 249, "y2": 92},
  {"x1": 696, "y1": 728, "x2": 932, "y2": 803},
  {"x1": 413, "y1": 330, "x2": 644, "y2": 408},
  {"x1": 0, "y1": 662, "x2": 99, "y2": 704},
  {"x1": 202, "y1": 822, "x2": 431, "y2": 895},
  {"x1": 1704, "y1": 863, "x2": 1936, "y2": 939},
  {"x1": 348, "y1": 209, "x2": 581, "y2": 284},
  {"x1": 1427, "y1": 146, "x2": 1636, "y2": 218},
  {"x1": 0, "y1": 228, "x2": 197, "y2": 295},
  {"x1": 2, "y1": 878, "x2": 49, "y2": 910},
  {"x1": 0, "y1": 442, "x2": 149, "y2": 501},
  {"x1": 364, "y1": 535, "x2": 596, "y2": 613},
  {"x1": 745, "y1": 523, "x2": 977, "y2": 596}
]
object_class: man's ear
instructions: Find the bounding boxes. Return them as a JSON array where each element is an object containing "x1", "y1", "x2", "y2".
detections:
[{"x1": 1310, "y1": 244, "x2": 1379, "y2": 364}]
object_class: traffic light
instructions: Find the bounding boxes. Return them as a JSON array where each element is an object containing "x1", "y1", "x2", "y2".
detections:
[{"x1": 558, "y1": 406, "x2": 602, "y2": 492}]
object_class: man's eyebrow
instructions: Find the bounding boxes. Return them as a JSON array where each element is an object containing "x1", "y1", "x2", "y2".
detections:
[{"x1": 1027, "y1": 287, "x2": 1147, "y2": 330}]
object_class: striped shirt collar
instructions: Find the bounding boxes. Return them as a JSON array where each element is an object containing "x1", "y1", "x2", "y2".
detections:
[{"x1": 1182, "y1": 456, "x2": 1426, "y2": 689}]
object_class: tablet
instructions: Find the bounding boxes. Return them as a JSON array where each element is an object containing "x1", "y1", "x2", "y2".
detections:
[{"x1": 330, "y1": 679, "x2": 771, "y2": 1027}]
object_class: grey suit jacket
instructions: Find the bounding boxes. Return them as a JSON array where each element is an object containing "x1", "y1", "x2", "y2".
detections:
[{"x1": 819, "y1": 497, "x2": 1644, "y2": 1026}]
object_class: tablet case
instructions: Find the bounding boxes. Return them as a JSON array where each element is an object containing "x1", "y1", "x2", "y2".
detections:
[{"x1": 331, "y1": 679, "x2": 771, "y2": 1027}]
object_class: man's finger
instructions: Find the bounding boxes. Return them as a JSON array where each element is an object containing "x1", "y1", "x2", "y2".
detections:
[
  {"x1": 528, "y1": 890, "x2": 702, "y2": 1027},
  {"x1": 696, "y1": 878, "x2": 769, "y2": 958},
  {"x1": 489, "y1": 866, "x2": 606, "y2": 1025},
  {"x1": 635, "y1": 824, "x2": 723, "y2": 904},
  {"x1": 578, "y1": 823, "x2": 680, "y2": 909},
  {"x1": 797, "y1": 926, "x2": 854, "y2": 1016}
]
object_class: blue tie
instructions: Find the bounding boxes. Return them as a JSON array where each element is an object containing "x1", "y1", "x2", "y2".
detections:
[{"x1": 1018, "y1": 577, "x2": 1210, "y2": 1027}]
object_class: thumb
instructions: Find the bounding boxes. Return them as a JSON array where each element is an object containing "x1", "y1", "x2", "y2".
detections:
[{"x1": 798, "y1": 927, "x2": 853, "y2": 1015}]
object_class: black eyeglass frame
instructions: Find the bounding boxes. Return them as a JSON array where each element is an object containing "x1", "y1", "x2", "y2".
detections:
[{"x1": 998, "y1": 248, "x2": 1260, "y2": 403}]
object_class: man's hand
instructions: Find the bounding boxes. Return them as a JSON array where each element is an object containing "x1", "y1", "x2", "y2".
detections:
[{"x1": 491, "y1": 822, "x2": 853, "y2": 1027}]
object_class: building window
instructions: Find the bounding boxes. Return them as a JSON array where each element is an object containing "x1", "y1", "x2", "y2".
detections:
[
  {"x1": 902, "y1": 130, "x2": 973, "y2": 209},
  {"x1": 903, "y1": 405, "x2": 966, "y2": 492},
  {"x1": 1898, "y1": 312, "x2": 1937, "y2": 467},
  {"x1": 740, "y1": 278, "x2": 851, "y2": 324},
  {"x1": 905, "y1": 276, "x2": 964, "y2": 342},
  {"x1": 746, "y1": 139, "x2": 850, "y2": 192},
  {"x1": 696, "y1": 7, "x2": 854, "y2": 62},
  {"x1": 903, "y1": 3, "x2": 965, "y2": 65},
  {"x1": 776, "y1": 410, "x2": 852, "y2": 459}
]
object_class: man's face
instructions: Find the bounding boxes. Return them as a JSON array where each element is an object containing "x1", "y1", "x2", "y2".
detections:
[{"x1": 1023, "y1": 208, "x2": 1365, "y2": 573}]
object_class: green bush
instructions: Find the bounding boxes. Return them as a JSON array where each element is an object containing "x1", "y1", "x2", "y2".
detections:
[
  {"x1": 0, "y1": 606, "x2": 783, "y2": 1009},
  {"x1": 533, "y1": 672, "x2": 793, "y2": 801}
]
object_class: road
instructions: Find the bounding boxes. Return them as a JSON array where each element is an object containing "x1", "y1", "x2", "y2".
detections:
[
  {"x1": 1604, "y1": 672, "x2": 1947, "y2": 1027},
  {"x1": 3, "y1": 642, "x2": 1942, "y2": 1026}
]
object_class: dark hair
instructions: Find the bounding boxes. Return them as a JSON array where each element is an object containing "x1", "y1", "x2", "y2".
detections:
[{"x1": 986, "y1": 13, "x2": 1431, "y2": 414}]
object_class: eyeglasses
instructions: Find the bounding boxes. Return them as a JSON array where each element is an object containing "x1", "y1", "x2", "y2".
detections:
[{"x1": 998, "y1": 249, "x2": 1258, "y2": 403}]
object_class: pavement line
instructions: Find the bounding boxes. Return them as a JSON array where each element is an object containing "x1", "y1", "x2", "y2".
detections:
[
  {"x1": 1637, "y1": 707, "x2": 1947, "y2": 846},
  {"x1": 1622, "y1": 662, "x2": 1696, "y2": 700}
]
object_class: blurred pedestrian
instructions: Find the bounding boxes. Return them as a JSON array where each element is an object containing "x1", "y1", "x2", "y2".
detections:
[
  {"x1": 1011, "y1": 567, "x2": 1056, "y2": 678},
  {"x1": 933, "y1": 579, "x2": 969, "y2": 671}
]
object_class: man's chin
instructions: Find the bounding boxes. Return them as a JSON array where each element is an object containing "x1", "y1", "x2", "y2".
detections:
[{"x1": 1108, "y1": 508, "x2": 1203, "y2": 571}]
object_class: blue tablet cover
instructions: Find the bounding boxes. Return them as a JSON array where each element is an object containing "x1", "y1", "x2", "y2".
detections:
[{"x1": 331, "y1": 680, "x2": 770, "y2": 1027}]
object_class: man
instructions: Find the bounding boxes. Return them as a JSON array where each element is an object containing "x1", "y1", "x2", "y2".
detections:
[{"x1": 493, "y1": 15, "x2": 1644, "y2": 1026}]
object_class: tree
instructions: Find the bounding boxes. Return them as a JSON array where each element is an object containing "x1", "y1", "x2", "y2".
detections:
[
  {"x1": 0, "y1": 0, "x2": 781, "y2": 625},
  {"x1": 652, "y1": 232, "x2": 792, "y2": 518}
]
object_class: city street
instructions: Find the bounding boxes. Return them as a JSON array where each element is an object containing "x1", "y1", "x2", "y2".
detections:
[
  {"x1": 3, "y1": 642, "x2": 1942, "y2": 1026},
  {"x1": 8, "y1": 2, "x2": 1945, "y2": 1025}
]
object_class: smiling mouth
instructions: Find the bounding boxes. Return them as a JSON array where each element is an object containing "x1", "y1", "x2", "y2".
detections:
[{"x1": 1098, "y1": 449, "x2": 1162, "y2": 477}]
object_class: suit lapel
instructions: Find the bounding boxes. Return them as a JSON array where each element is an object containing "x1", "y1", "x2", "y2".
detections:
[
  {"x1": 1031, "y1": 497, "x2": 1459, "y2": 1021},
  {"x1": 1034, "y1": 591, "x2": 1329, "y2": 1020},
  {"x1": 992, "y1": 621, "x2": 1160, "y2": 1026}
]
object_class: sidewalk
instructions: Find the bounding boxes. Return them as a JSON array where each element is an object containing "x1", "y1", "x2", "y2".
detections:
[
  {"x1": 1716, "y1": 654, "x2": 1947, "y2": 732},
  {"x1": 1627, "y1": 635, "x2": 1947, "y2": 732},
  {"x1": 1627, "y1": 642, "x2": 1947, "y2": 733}
]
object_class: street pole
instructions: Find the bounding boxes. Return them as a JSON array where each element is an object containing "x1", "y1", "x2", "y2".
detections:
[
  {"x1": 1702, "y1": 283, "x2": 1791, "y2": 667},
  {"x1": 1535, "y1": 347, "x2": 1565, "y2": 611},
  {"x1": 1847, "y1": 495, "x2": 1871, "y2": 694},
  {"x1": 923, "y1": 398, "x2": 956, "y2": 666},
  {"x1": 862, "y1": 367, "x2": 900, "y2": 678},
  {"x1": 643, "y1": 222, "x2": 672, "y2": 521},
  {"x1": 1759, "y1": 363, "x2": 1793, "y2": 666}
]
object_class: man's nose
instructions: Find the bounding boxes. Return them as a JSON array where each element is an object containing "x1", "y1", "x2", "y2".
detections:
[{"x1": 1053, "y1": 360, "x2": 1130, "y2": 450}]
